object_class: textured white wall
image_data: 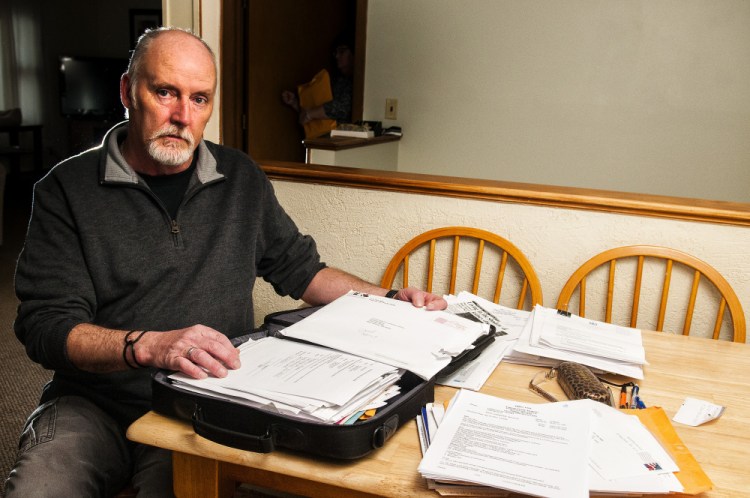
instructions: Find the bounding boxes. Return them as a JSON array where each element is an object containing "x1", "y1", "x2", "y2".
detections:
[{"x1": 253, "y1": 181, "x2": 750, "y2": 342}]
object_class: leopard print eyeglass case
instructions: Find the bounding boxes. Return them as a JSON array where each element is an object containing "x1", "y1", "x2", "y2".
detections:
[{"x1": 529, "y1": 361, "x2": 614, "y2": 407}]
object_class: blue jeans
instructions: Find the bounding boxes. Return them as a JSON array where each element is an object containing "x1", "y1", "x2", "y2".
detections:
[{"x1": 4, "y1": 396, "x2": 174, "y2": 498}]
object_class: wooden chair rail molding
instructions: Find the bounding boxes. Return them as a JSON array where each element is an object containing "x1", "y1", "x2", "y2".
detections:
[{"x1": 260, "y1": 161, "x2": 750, "y2": 227}]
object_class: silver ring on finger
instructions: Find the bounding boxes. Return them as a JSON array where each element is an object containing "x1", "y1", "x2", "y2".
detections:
[{"x1": 185, "y1": 346, "x2": 198, "y2": 360}]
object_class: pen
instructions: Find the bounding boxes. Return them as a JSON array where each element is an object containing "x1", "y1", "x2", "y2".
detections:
[
  {"x1": 630, "y1": 385, "x2": 639, "y2": 409},
  {"x1": 421, "y1": 406, "x2": 431, "y2": 445},
  {"x1": 635, "y1": 396, "x2": 647, "y2": 409},
  {"x1": 619, "y1": 385, "x2": 628, "y2": 409}
]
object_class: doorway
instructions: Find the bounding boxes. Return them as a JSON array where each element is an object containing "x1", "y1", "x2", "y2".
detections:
[{"x1": 221, "y1": 0, "x2": 367, "y2": 163}]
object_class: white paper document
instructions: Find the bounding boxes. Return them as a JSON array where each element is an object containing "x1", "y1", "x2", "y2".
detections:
[
  {"x1": 587, "y1": 402, "x2": 683, "y2": 494},
  {"x1": 437, "y1": 339, "x2": 516, "y2": 390},
  {"x1": 512, "y1": 305, "x2": 646, "y2": 378},
  {"x1": 531, "y1": 306, "x2": 645, "y2": 364},
  {"x1": 279, "y1": 291, "x2": 487, "y2": 379},
  {"x1": 418, "y1": 392, "x2": 684, "y2": 497},
  {"x1": 673, "y1": 397, "x2": 726, "y2": 426},
  {"x1": 170, "y1": 336, "x2": 401, "y2": 423},
  {"x1": 438, "y1": 292, "x2": 531, "y2": 390},
  {"x1": 418, "y1": 390, "x2": 592, "y2": 497},
  {"x1": 445, "y1": 292, "x2": 531, "y2": 340}
]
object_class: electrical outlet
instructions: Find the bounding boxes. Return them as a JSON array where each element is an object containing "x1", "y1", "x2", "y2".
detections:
[{"x1": 385, "y1": 98, "x2": 398, "y2": 120}]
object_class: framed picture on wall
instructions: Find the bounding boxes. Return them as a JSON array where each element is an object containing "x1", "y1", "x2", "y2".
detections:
[{"x1": 130, "y1": 9, "x2": 162, "y2": 48}]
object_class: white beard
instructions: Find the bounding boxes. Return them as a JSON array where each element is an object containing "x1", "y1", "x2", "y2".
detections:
[{"x1": 147, "y1": 126, "x2": 196, "y2": 166}]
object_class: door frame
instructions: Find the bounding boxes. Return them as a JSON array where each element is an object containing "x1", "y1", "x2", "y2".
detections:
[{"x1": 220, "y1": 0, "x2": 367, "y2": 159}]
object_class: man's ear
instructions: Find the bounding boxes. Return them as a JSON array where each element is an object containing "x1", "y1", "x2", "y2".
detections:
[{"x1": 120, "y1": 73, "x2": 132, "y2": 110}]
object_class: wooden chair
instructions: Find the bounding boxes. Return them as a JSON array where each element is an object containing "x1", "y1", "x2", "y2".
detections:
[
  {"x1": 380, "y1": 227, "x2": 542, "y2": 310},
  {"x1": 556, "y1": 245, "x2": 746, "y2": 342}
]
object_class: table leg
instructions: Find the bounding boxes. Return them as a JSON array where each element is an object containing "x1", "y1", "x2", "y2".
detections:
[{"x1": 172, "y1": 452, "x2": 237, "y2": 498}]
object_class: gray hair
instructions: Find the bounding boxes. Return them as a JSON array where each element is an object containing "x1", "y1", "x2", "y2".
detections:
[{"x1": 125, "y1": 27, "x2": 217, "y2": 110}]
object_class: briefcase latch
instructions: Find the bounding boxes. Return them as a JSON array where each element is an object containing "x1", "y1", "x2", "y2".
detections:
[{"x1": 372, "y1": 414, "x2": 399, "y2": 448}]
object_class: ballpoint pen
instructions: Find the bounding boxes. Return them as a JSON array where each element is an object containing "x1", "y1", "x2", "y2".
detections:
[
  {"x1": 421, "y1": 406, "x2": 431, "y2": 445},
  {"x1": 635, "y1": 396, "x2": 647, "y2": 409},
  {"x1": 630, "y1": 384, "x2": 639, "y2": 409}
]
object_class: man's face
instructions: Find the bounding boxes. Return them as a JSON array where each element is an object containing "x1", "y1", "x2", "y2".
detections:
[
  {"x1": 334, "y1": 45, "x2": 353, "y2": 76},
  {"x1": 121, "y1": 32, "x2": 216, "y2": 172}
]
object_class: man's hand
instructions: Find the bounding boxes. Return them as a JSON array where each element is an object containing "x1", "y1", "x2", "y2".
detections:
[
  {"x1": 391, "y1": 286, "x2": 447, "y2": 310},
  {"x1": 281, "y1": 90, "x2": 299, "y2": 111},
  {"x1": 66, "y1": 323, "x2": 241, "y2": 379},
  {"x1": 301, "y1": 267, "x2": 448, "y2": 310},
  {"x1": 136, "y1": 325, "x2": 241, "y2": 379}
]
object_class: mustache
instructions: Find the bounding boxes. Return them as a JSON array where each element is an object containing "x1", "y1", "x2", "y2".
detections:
[{"x1": 148, "y1": 125, "x2": 195, "y2": 147}]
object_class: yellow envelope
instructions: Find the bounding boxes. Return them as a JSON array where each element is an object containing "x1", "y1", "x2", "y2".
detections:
[
  {"x1": 297, "y1": 69, "x2": 333, "y2": 109},
  {"x1": 624, "y1": 407, "x2": 713, "y2": 495},
  {"x1": 302, "y1": 119, "x2": 336, "y2": 139},
  {"x1": 297, "y1": 69, "x2": 336, "y2": 139}
]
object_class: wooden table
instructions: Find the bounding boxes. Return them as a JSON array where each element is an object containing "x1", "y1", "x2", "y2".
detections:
[{"x1": 127, "y1": 331, "x2": 750, "y2": 497}]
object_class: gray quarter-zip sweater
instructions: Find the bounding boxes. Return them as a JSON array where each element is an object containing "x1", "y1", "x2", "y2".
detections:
[{"x1": 14, "y1": 122, "x2": 325, "y2": 427}]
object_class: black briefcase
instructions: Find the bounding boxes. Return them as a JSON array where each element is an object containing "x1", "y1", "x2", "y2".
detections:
[{"x1": 151, "y1": 305, "x2": 493, "y2": 460}]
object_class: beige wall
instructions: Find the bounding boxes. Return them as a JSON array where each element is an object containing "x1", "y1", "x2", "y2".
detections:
[
  {"x1": 167, "y1": 1, "x2": 749, "y2": 342},
  {"x1": 177, "y1": 0, "x2": 750, "y2": 202},
  {"x1": 364, "y1": 1, "x2": 750, "y2": 203}
]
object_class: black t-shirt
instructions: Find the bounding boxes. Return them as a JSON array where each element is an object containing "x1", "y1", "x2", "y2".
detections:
[{"x1": 140, "y1": 157, "x2": 197, "y2": 219}]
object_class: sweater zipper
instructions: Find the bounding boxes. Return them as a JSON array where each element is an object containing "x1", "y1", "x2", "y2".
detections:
[
  {"x1": 170, "y1": 219, "x2": 182, "y2": 247},
  {"x1": 167, "y1": 178, "x2": 218, "y2": 248}
]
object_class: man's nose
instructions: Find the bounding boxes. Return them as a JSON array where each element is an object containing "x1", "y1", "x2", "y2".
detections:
[{"x1": 171, "y1": 97, "x2": 192, "y2": 125}]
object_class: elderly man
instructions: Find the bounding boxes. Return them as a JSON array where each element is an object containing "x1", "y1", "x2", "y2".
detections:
[{"x1": 6, "y1": 28, "x2": 445, "y2": 497}]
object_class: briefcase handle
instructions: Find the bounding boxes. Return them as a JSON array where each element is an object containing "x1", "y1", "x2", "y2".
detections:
[{"x1": 192, "y1": 405, "x2": 275, "y2": 453}]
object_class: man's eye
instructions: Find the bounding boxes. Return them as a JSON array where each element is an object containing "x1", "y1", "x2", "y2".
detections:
[
  {"x1": 194, "y1": 97, "x2": 208, "y2": 105},
  {"x1": 156, "y1": 89, "x2": 170, "y2": 97}
]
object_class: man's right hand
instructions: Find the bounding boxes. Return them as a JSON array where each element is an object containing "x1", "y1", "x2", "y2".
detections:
[
  {"x1": 66, "y1": 323, "x2": 241, "y2": 379},
  {"x1": 136, "y1": 325, "x2": 241, "y2": 379}
]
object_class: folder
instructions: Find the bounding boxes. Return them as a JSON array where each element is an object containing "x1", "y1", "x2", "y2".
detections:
[
  {"x1": 624, "y1": 407, "x2": 713, "y2": 495},
  {"x1": 297, "y1": 69, "x2": 336, "y2": 139}
]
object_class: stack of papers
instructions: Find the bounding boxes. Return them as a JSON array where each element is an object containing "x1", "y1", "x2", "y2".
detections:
[
  {"x1": 508, "y1": 304, "x2": 647, "y2": 379},
  {"x1": 170, "y1": 337, "x2": 402, "y2": 424},
  {"x1": 437, "y1": 292, "x2": 530, "y2": 390},
  {"x1": 330, "y1": 127, "x2": 375, "y2": 138},
  {"x1": 278, "y1": 291, "x2": 488, "y2": 380},
  {"x1": 444, "y1": 292, "x2": 530, "y2": 340},
  {"x1": 418, "y1": 390, "x2": 687, "y2": 497},
  {"x1": 170, "y1": 291, "x2": 488, "y2": 424}
]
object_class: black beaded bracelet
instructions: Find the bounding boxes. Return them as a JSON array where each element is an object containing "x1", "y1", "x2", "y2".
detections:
[
  {"x1": 385, "y1": 289, "x2": 399, "y2": 299},
  {"x1": 123, "y1": 330, "x2": 149, "y2": 369}
]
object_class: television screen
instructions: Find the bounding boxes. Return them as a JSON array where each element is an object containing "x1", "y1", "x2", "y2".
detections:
[{"x1": 59, "y1": 56, "x2": 128, "y2": 118}]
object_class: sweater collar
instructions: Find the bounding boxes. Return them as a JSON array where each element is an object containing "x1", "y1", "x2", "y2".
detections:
[{"x1": 100, "y1": 122, "x2": 223, "y2": 185}]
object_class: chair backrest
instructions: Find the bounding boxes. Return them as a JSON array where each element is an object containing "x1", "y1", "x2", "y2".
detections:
[
  {"x1": 556, "y1": 245, "x2": 746, "y2": 342},
  {"x1": 380, "y1": 226, "x2": 543, "y2": 310}
]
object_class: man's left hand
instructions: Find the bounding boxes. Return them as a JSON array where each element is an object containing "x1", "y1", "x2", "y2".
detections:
[{"x1": 391, "y1": 287, "x2": 447, "y2": 310}]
